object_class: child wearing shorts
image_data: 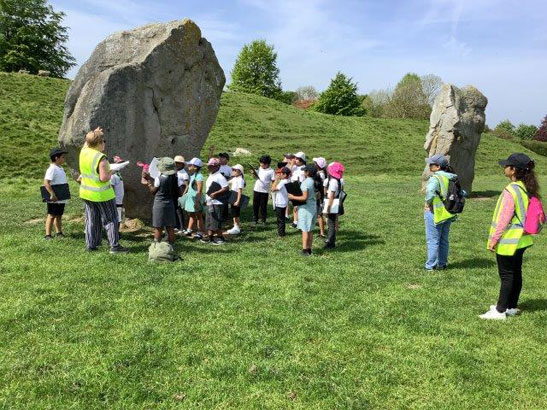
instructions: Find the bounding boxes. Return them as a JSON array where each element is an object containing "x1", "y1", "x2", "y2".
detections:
[{"x1": 44, "y1": 147, "x2": 69, "y2": 240}]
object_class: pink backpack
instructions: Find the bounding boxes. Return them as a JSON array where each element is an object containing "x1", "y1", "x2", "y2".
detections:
[{"x1": 524, "y1": 197, "x2": 545, "y2": 235}]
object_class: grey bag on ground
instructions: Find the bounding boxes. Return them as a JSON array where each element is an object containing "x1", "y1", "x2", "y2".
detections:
[{"x1": 148, "y1": 241, "x2": 179, "y2": 263}]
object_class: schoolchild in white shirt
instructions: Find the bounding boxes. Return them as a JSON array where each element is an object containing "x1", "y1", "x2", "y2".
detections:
[
  {"x1": 252, "y1": 155, "x2": 275, "y2": 225},
  {"x1": 271, "y1": 167, "x2": 291, "y2": 236},
  {"x1": 313, "y1": 157, "x2": 327, "y2": 237},
  {"x1": 203, "y1": 158, "x2": 229, "y2": 245},
  {"x1": 226, "y1": 164, "x2": 245, "y2": 235},
  {"x1": 44, "y1": 147, "x2": 69, "y2": 240},
  {"x1": 291, "y1": 151, "x2": 306, "y2": 228},
  {"x1": 174, "y1": 155, "x2": 189, "y2": 232},
  {"x1": 110, "y1": 157, "x2": 126, "y2": 229}
]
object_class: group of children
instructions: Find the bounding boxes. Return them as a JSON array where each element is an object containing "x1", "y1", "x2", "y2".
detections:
[{"x1": 140, "y1": 151, "x2": 346, "y2": 255}]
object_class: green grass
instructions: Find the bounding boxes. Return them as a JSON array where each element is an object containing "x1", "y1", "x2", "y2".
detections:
[{"x1": 0, "y1": 72, "x2": 546, "y2": 408}]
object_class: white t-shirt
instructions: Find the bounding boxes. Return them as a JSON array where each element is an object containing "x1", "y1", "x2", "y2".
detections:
[
  {"x1": 273, "y1": 179, "x2": 289, "y2": 208},
  {"x1": 291, "y1": 165, "x2": 305, "y2": 182},
  {"x1": 230, "y1": 175, "x2": 245, "y2": 191},
  {"x1": 154, "y1": 175, "x2": 184, "y2": 188},
  {"x1": 220, "y1": 164, "x2": 232, "y2": 179},
  {"x1": 110, "y1": 173, "x2": 125, "y2": 205},
  {"x1": 44, "y1": 164, "x2": 68, "y2": 204},
  {"x1": 327, "y1": 178, "x2": 340, "y2": 197},
  {"x1": 206, "y1": 171, "x2": 229, "y2": 205},
  {"x1": 177, "y1": 169, "x2": 189, "y2": 186},
  {"x1": 253, "y1": 167, "x2": 275, "y2": 193}
]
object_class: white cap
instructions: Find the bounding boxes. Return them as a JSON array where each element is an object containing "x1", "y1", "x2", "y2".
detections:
[
  {"x1": 188, "y1": 157, "x2": 203, "y2": 167},
  {"x1": 295, "y1": 151, "x2": 306, "y2": 162},
  {"x1": 312, "y1": 157, "x2": 326, "y2": 169},
  {"x1": 232, "y1": 164, "x2": 244, "y2": 174}
]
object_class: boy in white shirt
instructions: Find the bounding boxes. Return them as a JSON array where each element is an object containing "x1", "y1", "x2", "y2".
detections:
[
  {"x1": 203, "y1": 158, "x2": 229, "y2": 244},
  {"x1": 44, "y1": 147, "x2": 69, "y2": 240},
  {"x1": 271, "y1": 167, "x2": 291, "y2": 236},
  {"x1": 251, "y1": 155, "x2": 275, "y2": 225},
  {"x1": 174, "y1": 155, "x2": 189, "y2": 232},
  {"x1": 226, "y1": 164, "x2": 245, "y2": 235},
  {"x1": 291, "y1": 151, "x2": 306, "y2": 228}
]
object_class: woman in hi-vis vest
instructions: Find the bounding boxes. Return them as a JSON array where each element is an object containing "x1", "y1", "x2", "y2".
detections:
[
  {"x1": 480, "y1": 153, "x2": 540, "y2": 320},
  {"x1": 79, "y1": 128, "x2": 128, "y2": 253}
]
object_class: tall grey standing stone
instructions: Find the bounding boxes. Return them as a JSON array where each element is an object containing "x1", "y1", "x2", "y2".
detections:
[
  {"x1": 59, "y1": 19, "x2": 225, "y2": 219},
  {"x1": 422, "y1": 84, "x2": 487, "y2": 193}
]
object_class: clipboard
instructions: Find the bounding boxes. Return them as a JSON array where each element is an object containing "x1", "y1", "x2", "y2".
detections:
[
  {"x1": 285, "y1": 181, "x2": 306, "y2": 206},
  {"x1": 40, "y1": 184, "x2": 71, "y2": 202},
  {"x1": 207, "y1": 182, "x2": 231, "y2": 204},
  {"x1": 228, "y1": 191, "x2": 250, "y2": 209}
]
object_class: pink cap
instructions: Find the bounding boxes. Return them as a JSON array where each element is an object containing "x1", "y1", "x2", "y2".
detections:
[
  {"x1": 313, "y1": 157, "x2": 327, "y2": 169},
  {"x1": 327, "y1": 162, "x2": 345, "y2": 179},
  {"x1": 207, "y1": 157, "x2": 220, "y2": 166}
]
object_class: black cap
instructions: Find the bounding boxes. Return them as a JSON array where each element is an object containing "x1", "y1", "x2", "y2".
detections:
[
  {"x1": 218, "y1": 152, "x2": 230, "y2": 160},
  {"x1": 50, "y1": 147, "x2": 68, "y2": 157},
  {"x1": 499, "y1": 153, "x2": 533, "y2": 170}
]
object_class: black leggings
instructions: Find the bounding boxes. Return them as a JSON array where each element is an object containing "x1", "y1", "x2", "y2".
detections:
[
  {"x1": 275, "y1": 206, "x2": 286, "y2": 236},
  {"x1": 496, "y1": 248, "x2": 526, "y2": 312},
  {"x1": 326, "y1": 213, "x2": 338, "y2": 246},
  {"x1": 253, "y1": 191, "x2": 269, "y2": 222}
]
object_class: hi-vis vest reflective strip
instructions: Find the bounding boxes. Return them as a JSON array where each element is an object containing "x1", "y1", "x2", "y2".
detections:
[
  {"x1": 79, "y1": 146, "x2": 115, "y2": 202},
  {"x1": 432, "y1": 174, "x2": 456, "y2": 225},
  {"x1": 488, "y1": 181, "x2": 533, "y2": 256}
]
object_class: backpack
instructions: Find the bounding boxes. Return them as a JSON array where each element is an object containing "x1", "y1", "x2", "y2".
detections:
[
  {"x1": 436, "y1": 176, "x2": 465, "y2": 214},
  {"x1": 514, "y1": 185, "x2": 545, "y2": 234},
  {"x1": 148, "y1": 241, "x2": 179, "y2": 263}
]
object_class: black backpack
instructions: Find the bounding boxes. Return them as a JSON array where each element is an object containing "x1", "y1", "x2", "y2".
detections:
[{"x1": 438, "y1": 177, "x2": 465, "y2": 214}]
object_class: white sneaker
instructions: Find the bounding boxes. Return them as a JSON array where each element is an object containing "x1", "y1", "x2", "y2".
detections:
[
  {"x1": 506, "y1": 308, "x2": 520, "y2": 316},
  {"x1": 480, "y1": 307, "x2": 506, "y2": 320},
  {"x1": 227, "y1": 226, "x2": 240, "y2": 235}
]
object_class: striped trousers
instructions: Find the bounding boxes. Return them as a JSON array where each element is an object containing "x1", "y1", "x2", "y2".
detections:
[{"x1": 84, "y1": 199, "x2": 119, "y2": 249}]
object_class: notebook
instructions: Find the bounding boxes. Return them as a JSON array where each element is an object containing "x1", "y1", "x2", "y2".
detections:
[{"x1": 40, "y1": 184, "x2": 71, "y2": 202}]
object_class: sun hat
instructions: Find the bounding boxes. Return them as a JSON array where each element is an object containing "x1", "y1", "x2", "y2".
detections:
[
  {"x1": 188, "y1": 157, "x2": 203, "y2": 167},
  {"x1": 50, "y1": 147, "x2": 68, "y2": 158},
  {"x1": 157, "y1": 157, "x2": 176, "y2": 175},
  {"x1": 207, "y1": 157, "x2": 220, "y2": 167},
  {"x1": 313, "y1": 157, "x2": 327, "y2": 169},
  {"x1": 232, "y1": 164, "x2": 244, "y2": 174},
  {"x1": 174, "y1": 155, "x2": 185, "y2": 163},
  {"x1": 294, "y1": 151, "x2": 306, "y2": 162},
  {"x1": 327, "y1": 162, "x2": 345, "y2": 179},
  {"x1": 498, "y1": 153, "x2": 533, "y2": 170},
  {"x1": 425, "y1": 154, "x2": 448, "y2": 168}
]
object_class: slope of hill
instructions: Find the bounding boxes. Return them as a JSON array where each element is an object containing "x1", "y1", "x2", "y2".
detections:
[{"x1": 1, "y1": 72, "x2": 544, "y2": 179}]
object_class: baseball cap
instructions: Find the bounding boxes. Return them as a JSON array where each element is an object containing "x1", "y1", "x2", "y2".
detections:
[
  {"x1": 284, "y1": 153, "x2": 295, "y2": 159},
  {"x1": 498, "y1": 153, "x2": 533, "y2": 169},
  {"x1": 232, "y1": 164, "x2": 244, "y2": 174},
  {"x1": 207, "y1": 157, "x2": 220, "y2": 167},
  {"x1": 50, "y1": 147, "x2": 68, "y2": 158},
  {"x1": 295, "y1": 151, "x2": 306, "y2": 162},
  {"x1": 174, "y1": 155, "x2": 185, "y2": 163},
  {"x1": 218, "y1": 152, "x2": 230, "y2": 160},
  {"x1": 313, "y1": 157, "x2": 327, "y2": 169},
  {"x1": 188, "y1": 157, "x2": 203, "y2": 167},
  {"x1": 425, "y1": 154, "x2": 448, "y2": 168}
]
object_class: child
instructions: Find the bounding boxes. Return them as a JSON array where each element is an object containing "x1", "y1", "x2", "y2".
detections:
[
  {"x1": 283, "y1": 153, "x2": 296, "y2": 221},
  {"x1": 252, "y1": 155, "x2": 275, "y2": 225},
  {"x1": 203, "y1": 158, "x2": 229, "y2": 244},
  {"x1": 144, "y1": 157, "x2": 184, "y2": 245},
  {"x1": 183, "y1": 158, "x2": 205, "y2": 240},
  {"x1": 290, "y1": 152, "x2": 306, "y2": 228},
  {"x1": 481, "y1": 153, "x2": 541, "y2": 320},
  {"x1": 226, "y1": 164, "x2": 245, "y2": 235},
  {"x1": 424, "y1": 154, "x2": 459, "y2": 271},
  {"x1": 324, "y1": 162, "x2": 345, "y2": 249},
  {"x1": 272, "y1": 167, "x2": 291, "y2": 236},
  {"x1": 174, "y1": 155, "x2": 189, "y2": 233},
  {"x1": 44, "y1": 147, "x2": 69, "y2": 240},
  {"x1": 110, "y1": 157, "x2": 125, "y2": 230},
  {"x1": 288, "y1": 164, "x2": 318, "y2": 256},
  {"x1": 218, "y1": 152, "x2": 232, "y2": 221},
  {"x1": 313, "y1": 157, "x2": 327, "y2": 237}
]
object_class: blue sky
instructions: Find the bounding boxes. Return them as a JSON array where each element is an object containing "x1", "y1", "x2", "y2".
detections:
[{"x1": 50, "y1": 0, "x2": 547, "y2": 126}]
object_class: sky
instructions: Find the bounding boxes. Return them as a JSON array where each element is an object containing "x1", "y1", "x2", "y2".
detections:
[{"x1": 49, "y1": 0, "x2": 547, "y2": 127}]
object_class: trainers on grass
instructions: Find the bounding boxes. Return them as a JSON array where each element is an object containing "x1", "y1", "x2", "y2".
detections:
[
  {"x1": 110, "y1": 245, "x2": 129, "y2": 254},
  {"x1": 479, "y1": 307, "x2": 506, "y2": 320}
]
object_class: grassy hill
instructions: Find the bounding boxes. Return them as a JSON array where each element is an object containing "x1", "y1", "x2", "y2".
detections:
[{"x1": 1, "y1": 71, "x2": 545, "y2": 180}]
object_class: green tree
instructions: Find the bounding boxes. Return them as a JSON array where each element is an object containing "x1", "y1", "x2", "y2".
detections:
[
  {"x1": 385, "y1": 73, "x2": 430, "y2": 119},
  {"x1": 275, "y1": 90, "x2": 297, "y2": 105},
  {"x1": 515, "y1": 123, "x2": 538, "y2": 140},
  {"x1": 313, "y1": 72, "x2": 365, "y2": 116},
  {"x1": 494, "y1": 119, "x2": 516, "y2": 139},
  {"x1": 229, "y1": 39, "x2": 282, "y2": 98},
  {"x1": 0, "y1": 0, "x2": 75, "y2": 77}
]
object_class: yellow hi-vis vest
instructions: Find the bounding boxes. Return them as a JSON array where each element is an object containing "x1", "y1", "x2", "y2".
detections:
[
  {"x1": 488, "y1": 181, "x2": 534, "y2": 256},
  {"x1": 79, "y1": 146, "x2": 115, "y2": 202},
  {"x1": 432, "y1": 174, "x2": 456, "y2": 225}
]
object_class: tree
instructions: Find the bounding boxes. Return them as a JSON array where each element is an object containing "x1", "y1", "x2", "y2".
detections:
[
  {"x1": 494, "y1": 119, "x2": 516, "y2": 139},
  {"x1": 229, "y1": 39, "x2": 282, "y2": 98},
  {"x1": 385, "y1": 73, "x2": 431, "y2": 119},
  {"x1": 275, "y1": 90, "x2": 297, "y2": 105},
  {"x1": 313, "y1": 72, "x2": 365, "y2": 116},
  {"x1": 535, "y1": 115, "x2": 547, "y2": 142},
  {"x1": 362, "y1": 89, "x2": 391, "y2": 118},
  {"x1": 420, "y1": 74, "x2": 443, "y2": 106},
  {"x1": 0, "y1": 0, "x2": 75, "y2": 77},
  {"x1": 295, "y1": 86, "x2": 318, "y2": 102},
  {"x1": 515, "y1": 123, "x2": 538, "y2": 140}
]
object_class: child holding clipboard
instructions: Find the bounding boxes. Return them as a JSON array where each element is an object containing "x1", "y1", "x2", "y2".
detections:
[{"x1": 43, "y1": 147, "x2": 70, "y2": 240}]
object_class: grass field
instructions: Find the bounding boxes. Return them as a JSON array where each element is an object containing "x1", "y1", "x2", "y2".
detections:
[{"x1": 0, "y1": 73, "x2": 546, "y2": 408}]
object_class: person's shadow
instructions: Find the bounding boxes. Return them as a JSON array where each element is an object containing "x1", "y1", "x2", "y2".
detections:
[
  {"x1": 518, "y1": 299, "x2": 547, "y2": 313},
  {"x1": 328, "y1": 231, "x2": 385, "y2": 253}
]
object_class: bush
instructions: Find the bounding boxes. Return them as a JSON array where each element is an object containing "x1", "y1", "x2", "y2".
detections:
[
  {"x1": 314, "y1": 72, "x2": 365, "y2": 116},
  {"x1": 521, "y1": 140, "x2": 547, "y2": 157},
  {"x1": 535, "y1": 115, "x2": 547, "y2": 141},
  {"x1": 275, "y1": 90, "x2": 297, "y2": 105},
  {"x1": 515, "y1": 123, "x2": 538, "y2": 140},
  {"x1": 493, "y1": 119, "x2": 516, "y2": 139}
]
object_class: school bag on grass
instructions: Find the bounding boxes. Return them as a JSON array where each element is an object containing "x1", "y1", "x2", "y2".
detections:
[{"x1": 148, "y1": 241, "x2": 180, "y2": 263}]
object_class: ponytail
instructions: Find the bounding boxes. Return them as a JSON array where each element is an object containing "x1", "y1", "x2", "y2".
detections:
[
  {"x1": 515, "y1": 161, "x2": 541, "y2": 198},
  {"x1": 441, "y1": 164, "x2": 455, "y2": 174}
]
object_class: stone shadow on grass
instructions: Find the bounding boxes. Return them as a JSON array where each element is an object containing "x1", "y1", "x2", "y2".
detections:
[
  {"x1": 448, "y1": 258, "x2": 496, "y2": 269},
  {"x1": 327, "y1": 231, "x2": 385, "y2": 253},
  {"x1": 518, "y1": 299, "x2": 547, "y2": 313},
  {"x1": 470, "y1": 190, "x2": 501, "y2": 199}
]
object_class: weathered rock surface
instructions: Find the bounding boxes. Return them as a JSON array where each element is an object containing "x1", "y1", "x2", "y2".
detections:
[
  {"x1": 59, "y1": 19, "x2": 225, "y2": 218},
  {"x1": 422, "y1": 84, "x2": 487, "y2": 193}
]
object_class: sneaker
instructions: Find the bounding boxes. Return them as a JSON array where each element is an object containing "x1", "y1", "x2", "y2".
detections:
[
  {"x1": 86, "y1": 247, "x2": 98, "y2": 252},
  {"x1": 200, "y1": 237, "x2": 211, "y2": 243},
  {"x1": 506, "y1": 308, "x2": 520, "y2": 316},
  {"x1": 479, "y1": 306, "x2": 506, "y2": 320},
  {"x1": 184, "y1": 229, "x2": 194, "y2": 237},
  {"x1": 56, "y1": 232, "x2": 66, "y2": 238},
  {"x1": 291, "y1": 222, "x2": 298, "y2": 229},
  {"x1": 435, "y1": 265, "x2": 447, "y2": 270},
  {"x1": 110, "y1": 245, "x2": 129, "y2": 254},
  {"x1": 44, "y1": 235, "x2": 53, "y2": 241},
  {"x1": 226, "y1": 226, "x2": 241, "y2": 235},
  {"x1": 212, "y1": 238, "x2": 226, "y2": 245},
  {"x1": 193, "y1": 233, "x2": 203, "y2": 240},
  {"x1": 301, "y1": 249, "x2": 311, "y2": 256}
]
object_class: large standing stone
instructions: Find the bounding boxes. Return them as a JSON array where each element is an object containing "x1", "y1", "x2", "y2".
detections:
[
  {"x1": 59, "y1": 19, "x2": 225, "y2": 219},
  {"x1": 422, "y1": 84, "x2": 487, "y2": 193}
]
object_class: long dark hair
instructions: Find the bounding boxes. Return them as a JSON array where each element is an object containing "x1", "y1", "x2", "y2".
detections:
[
  {"x1": 515, "y1": 161, "x2": 541, "y2": 198},
  {"x1": 440, "y1": 164, "x2": 455, "y2": 174}
]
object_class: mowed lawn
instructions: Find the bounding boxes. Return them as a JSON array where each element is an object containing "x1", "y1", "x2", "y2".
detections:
[{"x1": 0, "y1": 174, "x2": 545, "y2": 409}]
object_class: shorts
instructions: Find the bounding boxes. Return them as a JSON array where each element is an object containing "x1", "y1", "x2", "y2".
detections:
[
  {"x1": 206, "y1": 205, "x2": 223, "y2": 231},
  {"x1": 47, "y1": 203, "x2": 65, "y2": 216},
  {"x1": 116, "y1": 204, "x2": 124, "y2": 223},
  {"x1": 231, "y1": 204, "x2": 241, "y2": 218}
]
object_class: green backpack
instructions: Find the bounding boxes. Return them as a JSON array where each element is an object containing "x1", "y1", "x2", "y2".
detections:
[{"x1": 148, "y1": 241, "x2": 179, "y2": 263}]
